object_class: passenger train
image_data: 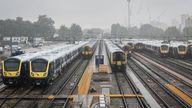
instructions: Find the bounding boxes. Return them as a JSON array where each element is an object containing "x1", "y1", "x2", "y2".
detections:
[
  {"x1": 105, "y1": 40, "x2": 127, "y2": 71},
  {"x1": 29, "y1": 42, "x2": 87, "y2": 85},
  {"x1": 82, "y1": 40, "x2": 97, "y2": 59},
  {"x1": 1, "y1": 52, "x2": 47, "y2": 85},
  {"x1": 1, "y1": 42, "x2": 87, "y2": 85}
]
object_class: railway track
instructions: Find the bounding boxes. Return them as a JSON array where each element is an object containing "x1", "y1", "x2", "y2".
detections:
[
  {"x1": 0, "y1": 86, "x2": 34, "y2": 108},
  {"x1": 114, "y1": 71, "x2": 149, "y2": 108},
  {"x1": 49, "y1": 59, "x2": 89, "y2": 108},
  {"x1": 28, "y1": 59, "x2": 86, "y2": 108},
  {"x1": 131, "y1": 54, "x2": 192, "y2": 107},
  {"x1": 141, "y1": 51, "x2": 192, "y2": 80},
  {"x1": 135, "y1": 52, "x2": 192, "y2": 89}
]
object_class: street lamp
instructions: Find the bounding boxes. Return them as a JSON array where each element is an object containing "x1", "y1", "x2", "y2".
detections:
[{"x1": 126, "y1": 0, "x2": 131, "y2": 29}]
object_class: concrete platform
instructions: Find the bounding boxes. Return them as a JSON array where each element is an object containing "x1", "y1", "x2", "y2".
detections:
[{"x1": 126, "y1": 65, "x2": 161, "y2": 108}]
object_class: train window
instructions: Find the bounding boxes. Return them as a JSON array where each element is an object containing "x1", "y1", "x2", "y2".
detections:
[
  {"x1": 178, "y1": 46, "x2": 186, "y2": 51},
  {"x1": 161, "y1": 45, "x2": 168, "y2": 50},
  {"x1": 32, "y1": 59, "x2": 48, "y2": 72},
  {"x1": 84, "y1": 46, "x2": 91, "y2": 51},
  {"x1": 4, "y1": 58, "x2": 20, "y2": 71},
  {"x1": 113, "y1": 52, "x2": 125, "y2": 61}
]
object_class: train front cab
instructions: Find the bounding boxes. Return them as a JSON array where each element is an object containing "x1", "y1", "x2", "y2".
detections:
[
  {"x1": 169, "y1": 45, "x2": 187, "y2": 58},
  {"x1": 82, "y1": 46, "x2": 93, "y2": 59},
  {"x1": 159, "y1": 45, "x2": 169, "y2": 57},
  {"x1": 1, "y1": 58, "x2": 26, "y2": 85},
  {"x1": 30, "y1": 59, "x2": 53, "y2": 85},
  {"x1": 187, "y1": 45, "x2": 192, "y2": 58},
  {"x1": 110, "y1": 51, "x2": 127, "y2": 71},
  {"x1": 177, "y1": 45, "x2": 188, "y2": 58}
]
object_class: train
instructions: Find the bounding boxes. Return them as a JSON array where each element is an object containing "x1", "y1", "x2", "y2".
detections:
[
  {"x1": 1, "y1": 42, "x2": 88, "y2": 85},
  {"x1": 1, "y1": 52, "x2": 46, "y2": 85},
  {"x1": 81, "y1": 40, "x2": 97, "y2": 59},
  {"x1": 114, "y1": 39, "x2": 192, "y2": 58},
  {"x1": 105, "y1": 40, "x2": 127, "y2": 71},
  {"x1": 29, "y1": 42, "x2": 88, "y2": 85}
]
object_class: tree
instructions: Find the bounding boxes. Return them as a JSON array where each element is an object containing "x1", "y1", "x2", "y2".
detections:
[
  {"x1": 34, "y1": 15, "x2": 55, "y2": 39},
  {"x1": 111, "y1": 24, "x2": 128, "y2": 38},
  {"x1": 183, "y1": 27, "x2": 192, "y2": 40},
  {"x1": 70, "y1": 24, "x2": 82, "y2": 42},
  {"x1": 58, "y1": 25, "x2": 70, "y2": 41},
  {"x1": 139, "y1": 24, "x2": 164, "y2": 39},
  {"x1": 164, "y1": 26, "x2": 180, "y2": 39}
]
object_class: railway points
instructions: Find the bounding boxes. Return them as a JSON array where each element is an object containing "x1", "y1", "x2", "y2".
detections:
[{"x1": 0, "y1": 39, "x2": 192, "y2": 108}]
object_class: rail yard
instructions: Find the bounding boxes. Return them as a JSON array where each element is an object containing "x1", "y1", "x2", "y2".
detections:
[{"x1": 0, "y1": 39, "x2": 192, "y2": 108}]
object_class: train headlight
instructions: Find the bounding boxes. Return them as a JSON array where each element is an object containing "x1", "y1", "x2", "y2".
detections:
[
  {"x1": 31, "y1": 73, "x2": 34, "y2": 77},
  {"x1": 43, "y1": 73, "x2": 47, "y2": 77},
  {"x1": 16, "y1": 72, "x2": 19, "y2": 76}
]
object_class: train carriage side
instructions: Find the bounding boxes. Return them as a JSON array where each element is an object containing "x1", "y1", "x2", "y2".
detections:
[{"x1": 29, "y1": 42, "x2": 86, "y2": 85}]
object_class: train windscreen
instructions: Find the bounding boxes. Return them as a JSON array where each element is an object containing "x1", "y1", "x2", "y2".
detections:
[
  {"x1": 4, "y1": 58, "x2": 20, "y2": 71},
  {"x1": 161, "y1": 45, "x2": 168, "y2": 51},
  {"x1": 84, "y1": 46, "x2": 91, "y2": 51},
  {"x1": 113, "y1": 52, "x2": 125, "y2": 61},
  {"x1": 178, "y1": 45, "x2": 186, "y2": 52},
  {"x1": 31, "y1": 59, "x2": 48, "y2": 72}
]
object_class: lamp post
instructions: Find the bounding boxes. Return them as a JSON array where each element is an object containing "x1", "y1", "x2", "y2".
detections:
[{"x1": 127, "y1": 0, "x2": 131, "y2": 29}]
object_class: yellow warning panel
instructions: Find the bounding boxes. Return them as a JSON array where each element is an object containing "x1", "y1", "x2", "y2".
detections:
[
  {"x1": 99, "y1": 64, "x2": 108, "y2": 73},
  {"x1": 165, "y1": 84, "x2": 192, "y2": 106},
  {"x1": 92, "y1": 94, "x2": 143, "y2": 98},
  {"x1": 78, "y1": 67, "x2": 93, "y2": 95}
]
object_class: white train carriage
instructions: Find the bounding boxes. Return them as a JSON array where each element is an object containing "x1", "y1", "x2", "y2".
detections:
[
  {"x1": 105, "y1": 40, "x2": 127, "y2": 71},
  {"x1": 29, "y1": 42, "x2": 87, "y2": 85}
]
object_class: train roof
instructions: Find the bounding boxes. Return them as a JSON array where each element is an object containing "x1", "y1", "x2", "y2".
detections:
[
  {"x1": 105, "y1": 40, "x2": 123, "y2": 53},
  {"x1": 5, "y1": 44, "x2": 73, "y2": 62},
  {"x1": 84, "y1": 40, "x2": 97, "y2": 48},
  {"x1": 32, "y1": 41, "x2": 88, "y2": 62},
  {"x1": 170, "y1": 41, "x2": 188, "y2": 47}
]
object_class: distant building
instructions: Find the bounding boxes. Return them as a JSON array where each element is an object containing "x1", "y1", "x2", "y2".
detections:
[
  {"x1": 181, "y1": 14, "x2": 192, "y2": 30},
  {"x1": 185, "y1": 17, "x2": 192, "y2": 28},
  {"x1": 33, "y1": 37, "x2": 44, "y2": 44},
  {"x1": 3, "y1": 36, "x2": 28, "y2": 43}
]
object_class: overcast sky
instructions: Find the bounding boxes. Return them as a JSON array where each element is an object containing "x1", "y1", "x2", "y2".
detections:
[{"x1": 0, "y1": 0, "x2": 192, "y2": 29}]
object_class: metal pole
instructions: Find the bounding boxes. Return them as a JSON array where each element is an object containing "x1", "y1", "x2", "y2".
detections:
[{"x1": 127, "y1": 0, "x2": 131, "y2": 29}]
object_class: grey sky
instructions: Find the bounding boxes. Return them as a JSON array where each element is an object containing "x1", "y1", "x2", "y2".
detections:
[{"x1": 0, "y1": 0, "x2": 192, "y2": 29}]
